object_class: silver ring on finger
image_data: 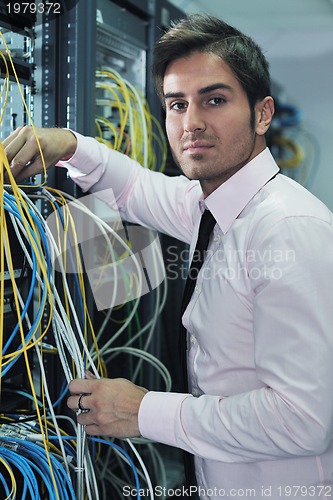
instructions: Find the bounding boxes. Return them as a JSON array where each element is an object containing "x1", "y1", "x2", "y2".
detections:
[{"x1": 78, "y1": 393, "x2": 89, "y2": 413}]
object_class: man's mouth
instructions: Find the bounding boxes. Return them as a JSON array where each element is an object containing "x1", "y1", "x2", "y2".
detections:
[{"x1": 183, "y1": 141, "x2": 214, "y2": 154}]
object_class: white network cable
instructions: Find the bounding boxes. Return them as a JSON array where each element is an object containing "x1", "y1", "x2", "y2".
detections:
[{"x1": 3, "y1": 188, "x2": 146, "y2": 498}]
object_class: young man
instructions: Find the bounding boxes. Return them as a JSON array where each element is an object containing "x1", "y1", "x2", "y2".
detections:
[{"x1": 4, "y1": 14, "x2": 333, "y2": 500}]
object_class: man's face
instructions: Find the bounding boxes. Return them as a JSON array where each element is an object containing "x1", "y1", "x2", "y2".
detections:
[{"x1": 163, "y1": 51, "x2": 268, "y2": 196}]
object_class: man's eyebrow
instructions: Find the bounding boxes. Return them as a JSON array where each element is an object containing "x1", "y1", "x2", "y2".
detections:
[
  {"x1": 198, "y1": 83, "x2": 234, "y2": 95},
  {"x1": 163, "y1": 92, "x2": 184, "y2": 101},
  {"x1": 163, "y1": 83, "x2": 234, "y2": 101}
]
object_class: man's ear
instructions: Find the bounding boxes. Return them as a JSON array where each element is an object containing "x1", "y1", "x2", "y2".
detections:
[{"x1": 255, "y1": 96, "x2": 275, "y2": 136}]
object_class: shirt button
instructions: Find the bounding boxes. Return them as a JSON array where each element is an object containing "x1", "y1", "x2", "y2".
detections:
[
  {"x1": 190, "y1": 335, "x2": 196, "y2": 344},
  {"x1": 195, "y1": 285, "x2": 200, "y2": 293},
  {"x1": 214, "y1": 234, "x2": 220, "y2": 242},
  {"x1": 192, "y1": 388, "x2": 198, "y2": 396}
]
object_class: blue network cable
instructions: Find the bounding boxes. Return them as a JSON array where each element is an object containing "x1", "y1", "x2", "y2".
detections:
[
  {"x1": 0, "y1": 465, "x2": 11, "y2": 498},
  {"x1": 0, "y1": 438, "x2": 76, "y2": 500},
  {"x1": 43, "y1": 190, "x2": 87, "y2": 341},
  {"x1": 46, "y1": 435, "x2": 142, "y2": 499},
  {"x1": 20, "y1": 440, "x2": 76, "y2": 499},
  {"x1": 4, "y1": 190, "x2": 52, "y2": 272},
  {"x1": 0, "y1": 446, "x2": 38, "y2": 498},
  {"x1": 2, "y1": 193, "x2": 51, "y2": 375}
]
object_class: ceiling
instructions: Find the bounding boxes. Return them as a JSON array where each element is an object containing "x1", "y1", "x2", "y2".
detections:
[
  {"x1": 166, "y1": 0, "x2": 333, "y2": 58},
  {"x1": 167, "y1": 0, "x2": 333, "y2": 30}
]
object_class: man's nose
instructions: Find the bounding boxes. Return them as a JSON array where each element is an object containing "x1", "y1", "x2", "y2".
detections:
[{"x1": 184, "y1": 104, "x2": 206, "y2": 133}]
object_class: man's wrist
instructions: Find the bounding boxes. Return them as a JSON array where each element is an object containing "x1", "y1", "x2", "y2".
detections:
[{"x1": 59, "y1": 129, "x2": 78, "y2": 161}]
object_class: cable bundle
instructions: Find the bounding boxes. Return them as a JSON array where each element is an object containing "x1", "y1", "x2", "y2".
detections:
[
  {"x1": 95, "y1": 67, "x2": 167, "y2": 172},
  {"x1": 270, "y1": 100, "x2": 319, "y2": 187},
  {"x1": 0, "y1": 437, "x2": 76, "y2": 500},
  {"x1": 0, "y1": 30, "x2": 172, "y2": 499},
  {"x1": 1, "y1": 175, "x2": 170, "y2": 498},
  {"x1": 1, "y1": 173, "x2": 170, "y2": 498},
  {"x1": 1, "y1": 157, "x2": 99, "y2": 497}
]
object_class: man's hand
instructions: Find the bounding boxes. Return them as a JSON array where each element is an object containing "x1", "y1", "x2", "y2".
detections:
[
  {"x1": 67, "y1": 375, "x2": 148, "y2": 438},
  {"x1": 3, "y1": 126, "x2": 77, "y2": 181}
]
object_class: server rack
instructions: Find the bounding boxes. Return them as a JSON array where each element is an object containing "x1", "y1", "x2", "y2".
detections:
[
  {"x1": 38, "y1": 0, "x2": 185, "y2": 387},
  {"x1": 0, "y1": 4, "x2": 41, "y2": 496},
  {"x1": 1, "y1": 0, "x2": 186, "y2": 496},
  {"x1": 0, "y1": 3, "x2": 38, "y2": 393}
]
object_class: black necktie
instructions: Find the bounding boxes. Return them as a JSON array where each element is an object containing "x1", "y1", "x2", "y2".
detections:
[
  {"x1": 181, "y1": 209, "x2": 217, "y2": 322},
  {"x1": 179, "y1": 209, "x2": 216, "y2": 491}
]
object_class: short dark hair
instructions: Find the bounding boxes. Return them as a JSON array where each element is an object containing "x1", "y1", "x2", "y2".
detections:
[{"x1": 152, "y1": 14, "x2": 271, "y2": 111}]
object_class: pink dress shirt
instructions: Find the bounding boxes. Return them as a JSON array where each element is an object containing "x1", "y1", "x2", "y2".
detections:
[{"x1": 63, "y1": 133, "x2": 333, "y2": 499}]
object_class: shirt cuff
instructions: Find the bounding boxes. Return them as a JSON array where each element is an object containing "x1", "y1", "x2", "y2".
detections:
[
  {"x1": 57, "y1": 131, "x2": 136, "y2": 198},
  {"x1": 58, "y1": 132, "x2": 103, "y2": 178},
  {"x1": 138, "y1": 391, "x2": 192, "y2": 447}
]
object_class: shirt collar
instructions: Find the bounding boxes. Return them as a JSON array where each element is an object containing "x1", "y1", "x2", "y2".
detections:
[{"x1": 201, "y1": 148, "x2": 279, "y2": 234}]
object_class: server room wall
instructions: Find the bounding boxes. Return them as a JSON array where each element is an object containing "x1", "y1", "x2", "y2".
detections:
[{"x1": 0, "y1": 0, "x2": 187, "y2": 498}]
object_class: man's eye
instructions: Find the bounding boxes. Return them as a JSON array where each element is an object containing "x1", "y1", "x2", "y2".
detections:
[
  {"x1": 208, "y1": 97, "x2": 226, "y2": 105},
  {"x1": 170, "y1": 102, "x2": 187, "y2": 111}
]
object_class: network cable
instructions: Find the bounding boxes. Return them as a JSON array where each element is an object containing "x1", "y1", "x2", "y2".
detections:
[{"x1": 1, "y1": 31, "x2": 171, "y2": 499}]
